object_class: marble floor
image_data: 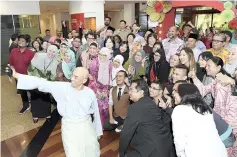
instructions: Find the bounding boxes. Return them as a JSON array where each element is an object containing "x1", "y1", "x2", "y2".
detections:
[
  {"x1": 1, "y1": 76, "x2": 44, "y2": 141},
  {"x1": 1, "y1": 75, "x2": 120, "y2": 156}
]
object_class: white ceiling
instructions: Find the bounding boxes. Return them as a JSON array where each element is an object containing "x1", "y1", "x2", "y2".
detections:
[{"x1": 39, "y1": 1, "x2": 140, "y2": 13}]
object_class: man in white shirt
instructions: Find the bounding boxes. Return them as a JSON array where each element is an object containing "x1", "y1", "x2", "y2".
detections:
[
  {"x1": 186, "y1": 33, "x2": 202, "y2": 61},
  {"x1": 103, "y1": 70, "x2": 130, "y2": 133},
  {"x1": 10, "y1": 66, "x2": 102, "y2": 157},
  {"x1": 162, "y1": 26, "x2": 185, "y2": 62}
]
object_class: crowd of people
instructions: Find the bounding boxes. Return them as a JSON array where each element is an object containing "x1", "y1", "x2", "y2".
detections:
[{"x1": 7, "y1": 16, "x2": 237, "y2": 157}]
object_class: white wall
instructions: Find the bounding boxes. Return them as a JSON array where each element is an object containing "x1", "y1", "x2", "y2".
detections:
[
  {"x1": 40, "y1": 13, "x2": 57, "y2": 36},
  {"x1": 69, "y1": 1, "x2": 104, "y2": 30},
  {"x1": 123, "y1": 3, "x2": 135, "y2": 27},
  {"x1": 0, "y1": 1, "x2": 40, "y2": 15},
  {"x1": 105, "y1": 10, "x2": 124, "y2": 29},
  {"x1": 40, "y1": 12, "x2": 70, "y2": 36}
]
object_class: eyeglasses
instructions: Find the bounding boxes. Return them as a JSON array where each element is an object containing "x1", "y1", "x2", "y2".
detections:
[{"x1": 212, "y1": 40, "x2": 224, "y2": 43}]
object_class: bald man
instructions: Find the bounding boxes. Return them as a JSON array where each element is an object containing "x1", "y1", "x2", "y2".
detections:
[
  {"x1": 10, "y1": 66, "x2": 102, "y2": 157},
  {"x1": 162, "y1": 26, "x2": 184, "y2": 62}
]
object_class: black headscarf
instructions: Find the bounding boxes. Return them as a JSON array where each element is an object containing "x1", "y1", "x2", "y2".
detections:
[{"x1": 152, "y1": 49, "x2": 166, "y2": 76}]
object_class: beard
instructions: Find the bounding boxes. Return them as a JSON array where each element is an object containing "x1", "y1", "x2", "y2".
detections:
[{"x1": 104, "y1": 22, "x2": 109, "y2": 26}]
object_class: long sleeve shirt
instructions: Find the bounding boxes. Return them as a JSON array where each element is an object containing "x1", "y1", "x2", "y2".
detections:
[
  {"x1": 193, "y1": 78, "x2": 237, "y2": 137},
  {"x1": 162, "y1": 37, "x2": 184, "y2": 62},
  {"x1": 17, "y1": 74, "x2": 103, "y2": 137},
  {"x1": 172, "y1": 105, "x2": 227, "y2": 157}
]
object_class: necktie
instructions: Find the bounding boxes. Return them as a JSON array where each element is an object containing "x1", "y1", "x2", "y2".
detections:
[{"x1": 118, "y1": 88, "x2": 122, "y2": 100}]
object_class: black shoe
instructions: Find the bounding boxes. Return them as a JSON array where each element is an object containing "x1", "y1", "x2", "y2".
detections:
[{"x1": 19, "y1": 106, "x2": 30, "y2": 114}]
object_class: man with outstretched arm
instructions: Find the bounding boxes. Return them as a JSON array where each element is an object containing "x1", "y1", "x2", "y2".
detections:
[{"x1": 9, "y1": 65, "x2": 102, "y2": 157}]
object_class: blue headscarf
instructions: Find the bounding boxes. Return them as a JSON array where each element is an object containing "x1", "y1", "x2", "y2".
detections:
[{"x1": 62, "y1": 49, "x2": 76, "y2": 79}]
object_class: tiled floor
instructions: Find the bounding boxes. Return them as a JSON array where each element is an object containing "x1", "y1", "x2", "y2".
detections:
[
  {"x1": 1, "y1": 122, "x2": 120, "y2": 157},
  {"x1": 1, "y1": 76, "x2": 44, "y2": 141},
  {"x1": 1, "y1": 75, "x2": 120, "y2": 156}
]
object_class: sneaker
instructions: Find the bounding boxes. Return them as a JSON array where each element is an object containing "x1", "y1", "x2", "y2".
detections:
[
  {"x1": 115, "y1": 125, "x2": 123, "y2": 133},
  {"x1": 19, "y1": 107, "x2": 30, "y2": 114}
]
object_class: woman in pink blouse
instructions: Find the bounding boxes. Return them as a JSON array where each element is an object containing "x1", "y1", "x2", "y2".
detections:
[{"x1": 189, "y1": 56, "x2": 237, "y2": 157}]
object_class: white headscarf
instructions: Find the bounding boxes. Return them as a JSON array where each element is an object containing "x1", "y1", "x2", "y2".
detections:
[
  {"x1": 98, "y1": 47, "x2": 111, "y2": 85},
  {"x1": 31, "y1": 45, "x2": 59, "y2": 77},
  {"x1": 111, "y1": 55, "x2": 125, "y2": 86},
  {"x1": 224, "y1": 46, "x2": 237, "y2": 77},
  {"x1": 133, "y1": 36, "x2": 146, "y2": 47}
]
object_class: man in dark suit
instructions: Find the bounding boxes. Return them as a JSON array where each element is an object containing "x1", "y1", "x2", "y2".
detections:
[{"x1": 119, "y1": 79, "x2": 176, "y2": 157}]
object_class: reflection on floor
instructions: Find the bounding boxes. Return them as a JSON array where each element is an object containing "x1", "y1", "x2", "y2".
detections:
[
  {"x1": 1, "y1": 76, "x2": 44, "y2": 141},
  {"x1": 1, "y1": 121, "x2": 120, "y2": 157},
  {"x1": 2, "y1": 75, "x2": 120, "y2": 156}
]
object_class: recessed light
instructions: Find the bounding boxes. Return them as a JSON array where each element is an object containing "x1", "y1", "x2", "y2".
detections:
[{"x1": 57, "y1": 8, "x2": 59, "y2": 9}]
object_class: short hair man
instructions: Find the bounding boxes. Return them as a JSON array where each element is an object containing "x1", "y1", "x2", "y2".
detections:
[
  {"x1": 162, "y1": 26, "x2": 185, "y2": 62},
  {"x1": 81, "y1": 32, "x2": 97, "y2": 53},
  {"x1": 114, "y1": 20, "x2": 131, "y2": 41},
  {"x1": 119, "y1": 79, "x2": 176, "y2": 157},
  {"x1": 172, "y1": 64, "x2": 189, "y2": 84},
  {"x1": 105, "y1": 26, "x2": 114, "y2": 37},
  {"x1": 186, "y1": 33, "x2": 202, "y2": 61},
  {"x1": 208, "y1": 33, "x2": 229, "y2": 63},
  {"x1": 43, "y1": 29, "x2": 51, "y2": 41},
  {"x1": 9, "y1": 34, "x2": 35, "y2": 114},
  {"x1": 97, "y1": 17, "x2": 114, "y2": 35},
  {"x1": 103, "y1": 70, "x2": 130, "y2": 132}
]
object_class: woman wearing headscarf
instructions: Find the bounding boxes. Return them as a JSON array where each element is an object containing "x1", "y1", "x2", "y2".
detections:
[
  {"x1": 129, "y1": 36, "x2": 146, "y2": 58},
  {"x1": 146, "y1": 49, "x2": 170, "y2": 85},
  {"x1": 58, "y1": 43, "x2": 68, "y2": 63},
  {"x1": 56, "y1": 48, "x2": 76, "y2": 82},
  {"x1": 88, "y1": 47, "x2": 112, "y2": 126},
  {"x1": 124, "y1": 49, "x2": 146, "y2": 81},
  {"x1": 224, "y1": 46, "x2": 237, "y2": 77},
  {"x1": 113, "y1": 41, "x2": 129, "y2": 65},
  {"x1": 111, "y1": 55, "x2": 125, "y2": 87},
  {"x1": 27, "y1": 45, "x2": 59, "y2": 123}
]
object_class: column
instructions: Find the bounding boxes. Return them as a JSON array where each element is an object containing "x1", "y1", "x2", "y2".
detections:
[
  {"x1": 69, "y1": 0, "x2": 104, "y2": 30},
  {"x1": 123, "y1": 3, "x2": 135, "y2": 26}
]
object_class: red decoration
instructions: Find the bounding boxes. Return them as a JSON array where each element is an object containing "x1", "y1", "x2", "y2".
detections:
[
  {"x1": 71, "y1": 13, "x2": 84, "y2": 30},
  {"x1": 178, "y1": 29, "x2": 183, "y2": 38},
  {"x1": 228, "y1": 19, "x2": 237, "y2": 29},
  {"x1": 154, "y1": 2, "x2": 163, "y2": 13}
]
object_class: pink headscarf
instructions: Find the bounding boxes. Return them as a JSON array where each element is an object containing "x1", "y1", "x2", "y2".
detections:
[{"x1": 98, "y1": 47, "x2": 111, "y2": 85}]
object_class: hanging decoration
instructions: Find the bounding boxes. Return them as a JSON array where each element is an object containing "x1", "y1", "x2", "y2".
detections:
[
  {"x1": 220, "y1": 1, "x2": 236, "y2": 27},
  {"x1": 228, "y1": 19, "x2": 237, "y2": 29},
  {"x1": 146, "y1": 0, "x2": 172, "y2": 23}
]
